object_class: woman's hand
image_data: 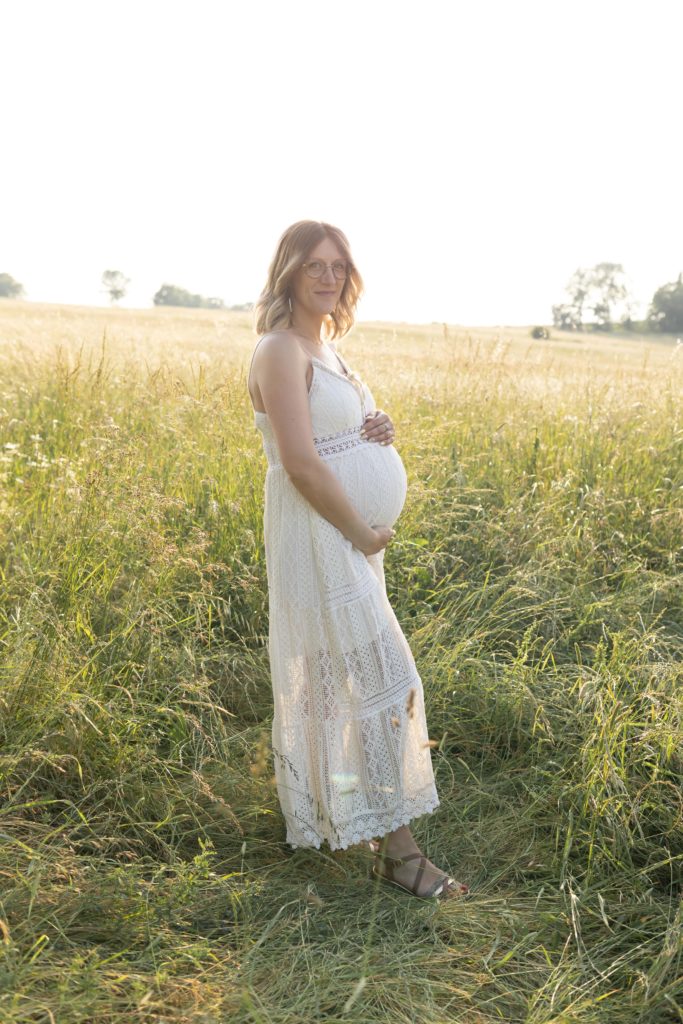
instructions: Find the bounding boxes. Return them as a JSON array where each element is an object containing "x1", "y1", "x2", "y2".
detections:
[
  {"x1": 360, "y1": 409, "x2": 395, "y2": 445},
  {"x1": 357, "y1": 525, "x2": 395, "y2": 556}
]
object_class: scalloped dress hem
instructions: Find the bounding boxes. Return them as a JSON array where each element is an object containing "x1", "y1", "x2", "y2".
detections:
[{"x1": 284, "y1": 794, "x2": 441, "y2": 852}]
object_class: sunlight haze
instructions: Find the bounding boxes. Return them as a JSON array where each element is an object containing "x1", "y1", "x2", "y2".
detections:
[{"x1": 2, "y1": 0, "x2": 681, "y2": 325}]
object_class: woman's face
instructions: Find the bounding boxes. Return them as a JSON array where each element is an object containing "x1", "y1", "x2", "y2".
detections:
[{"x1": 290, "y1": 236, "x2": 347, "y2": 317}]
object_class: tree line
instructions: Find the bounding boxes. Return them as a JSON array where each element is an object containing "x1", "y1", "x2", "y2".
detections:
[
  {"x1": 1, "y1": 265, "x2": 681, "y2": 332},
  {"x1": 99, "y1": 271, "x2": 254, "y2": 311},
  {"x1": 551, "y1": 262, "x2": 683, "y2": 334},
  {"x1": 0, "y1": 270, "x2": 252, "y2": 313}
]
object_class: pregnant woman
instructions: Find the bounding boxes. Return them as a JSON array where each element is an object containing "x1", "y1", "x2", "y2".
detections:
[{"x1": 248, "y1": 220, "x2": 468, "y2": 901}]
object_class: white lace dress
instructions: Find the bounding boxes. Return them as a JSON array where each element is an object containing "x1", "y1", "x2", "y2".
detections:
[{"x1": 253, "y1": 351, "x2": 439, "y2": 850}]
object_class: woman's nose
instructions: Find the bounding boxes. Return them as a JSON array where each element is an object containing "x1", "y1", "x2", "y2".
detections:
[{"x1": 321, "y1": 265, "x2": 336, "y2": 282}]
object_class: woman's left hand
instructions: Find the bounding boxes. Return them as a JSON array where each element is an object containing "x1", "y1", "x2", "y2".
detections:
[{"x1": 360, "y1": 410, "x2": 395, "y2": 446}]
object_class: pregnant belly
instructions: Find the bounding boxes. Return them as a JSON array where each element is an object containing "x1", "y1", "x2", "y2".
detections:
[{"x1": 328, "y1": 441, "x2": 408, "y2": 528}]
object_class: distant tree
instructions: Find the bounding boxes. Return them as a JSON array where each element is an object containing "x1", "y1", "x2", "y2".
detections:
[
  {"x1": 551, "y1": 303, "x2": 582, "y2": 331},
  {"x1": 566, "y1": 267, "x2": 593, "y2": 326},
  {"x1": 153, "y1": 283, "x2": 225, "y2": 309},
  {"x1": 102, "y1": 270, "x2": 130, "y2": 304},
  {"x1": 0, "y1": 273, "x2": 25, "y2": 298},
  {"x1": 589, "y1": 262, "x2": 630, "y2": 330},
  {"x1": 648, "y1": 274, "x2": 683, "y2": 333},
  {"x1": 552, "y1": 263, "x2": 631, "y2": 331},
  {"x1": 153, "y1": 284, "x2": 199, "y2": 307},
  {"x1": 530, "y1": 326, "x2": 549, "y2": 339}
]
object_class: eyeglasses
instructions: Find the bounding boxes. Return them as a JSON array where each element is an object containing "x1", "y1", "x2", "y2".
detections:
[{"x1": 301, "y1": 260, "x2": 350, "y2": 280}]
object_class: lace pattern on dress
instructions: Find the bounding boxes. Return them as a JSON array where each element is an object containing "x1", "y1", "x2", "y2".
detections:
[
  {"x1": 262, "y1": 425, "x2": 368, "y2": 470},
  {"x1": 282, "y1": 790, "x2": 440, "y2": 852},
  {"x1": 314, "y1": 425, "x2": 367, "y2": 459}
]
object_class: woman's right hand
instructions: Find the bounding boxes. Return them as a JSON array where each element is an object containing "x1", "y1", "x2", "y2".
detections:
[{"x1": 357, "y1": 525, "x2": 396, "y2": 556}]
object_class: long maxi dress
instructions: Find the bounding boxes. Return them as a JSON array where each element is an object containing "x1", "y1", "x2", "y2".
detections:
[{"x1": 253, "y1": 346, "x2": 439, "y2": 850}]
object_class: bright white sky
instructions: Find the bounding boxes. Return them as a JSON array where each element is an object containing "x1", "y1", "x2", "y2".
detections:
[{"x1": 1, "y1": 0, "x2": 681, "y2": 325}]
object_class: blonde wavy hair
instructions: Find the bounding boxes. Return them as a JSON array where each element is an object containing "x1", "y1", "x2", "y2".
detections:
[{"x1": 253, "y1": 220, "x2": 364, "y2": 341}]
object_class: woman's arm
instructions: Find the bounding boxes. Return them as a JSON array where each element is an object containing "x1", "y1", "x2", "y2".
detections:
[{"x1": 255, "y1": 335, "x2": 377, "y2": 550}]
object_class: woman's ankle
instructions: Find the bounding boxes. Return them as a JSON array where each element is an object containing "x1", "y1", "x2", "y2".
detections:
[{"x1": 377, "y1": 825, "x2": 420, "y2": 858}]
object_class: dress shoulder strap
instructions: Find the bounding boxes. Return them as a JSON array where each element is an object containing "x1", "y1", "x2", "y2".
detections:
[{"x1": 247, "y1": 336, "x2": 269, "y2": 387}]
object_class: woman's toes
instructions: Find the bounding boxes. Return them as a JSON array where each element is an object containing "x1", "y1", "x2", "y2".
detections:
[{"x1": 442, "y1": 878, "x2": 469, "y2": 898}]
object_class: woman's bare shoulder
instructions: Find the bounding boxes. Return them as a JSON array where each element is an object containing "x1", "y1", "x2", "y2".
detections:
[
  {"x1": 253, "y1": 331, "x2": 306, "y2": 369},
  {"x1": 254, "y1": 331, "x2": 296, "y2": 356}
]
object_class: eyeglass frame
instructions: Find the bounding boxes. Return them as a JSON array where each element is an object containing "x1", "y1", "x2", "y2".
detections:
[{"x1": 300, "y1": 259, "x2": 352, "y2": 280}]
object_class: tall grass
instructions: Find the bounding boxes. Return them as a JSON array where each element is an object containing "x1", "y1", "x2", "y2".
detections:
[{"x1": 0, "y1": 301, "x2": 681, "y2": 1023}]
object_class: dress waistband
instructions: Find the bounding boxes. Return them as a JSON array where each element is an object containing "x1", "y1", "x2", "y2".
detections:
[
  {"x1": 264, "y1": 424, "x2": 368, "y2": 469},
  {"x1": 314, "y1": 425, "x2": 367, "y2": 459}
]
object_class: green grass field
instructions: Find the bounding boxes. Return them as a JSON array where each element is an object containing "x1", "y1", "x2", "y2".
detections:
[{"x1": 0, "y1": 301, "x2": 681, "y2": 1023}]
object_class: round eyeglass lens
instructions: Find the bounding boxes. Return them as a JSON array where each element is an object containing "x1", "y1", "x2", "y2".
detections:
[{"x1": 305, "y1": 261, "x2": 348, "y2": 279}]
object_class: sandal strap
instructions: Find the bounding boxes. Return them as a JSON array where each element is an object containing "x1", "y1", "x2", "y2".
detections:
[
  {"x1": 375, "y1": 851, "x2": 429, "y2": 894},
  {"x1": 373, "y1": 852, "x2": 404, "y2": 869},
  {"x1": 412, "y1": 856, "x2": 427, "y2": 895},
  {"x1": 426, "y1": 874, "x2": 457, "y2": 899},
  {"x1": 373, "y1": 850, "x2": 426, "y2": 866}
]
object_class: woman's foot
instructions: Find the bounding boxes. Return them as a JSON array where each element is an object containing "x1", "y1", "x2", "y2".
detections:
[{"x1": 369, "y1": 826, "x2": 468, "y2": 900}]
